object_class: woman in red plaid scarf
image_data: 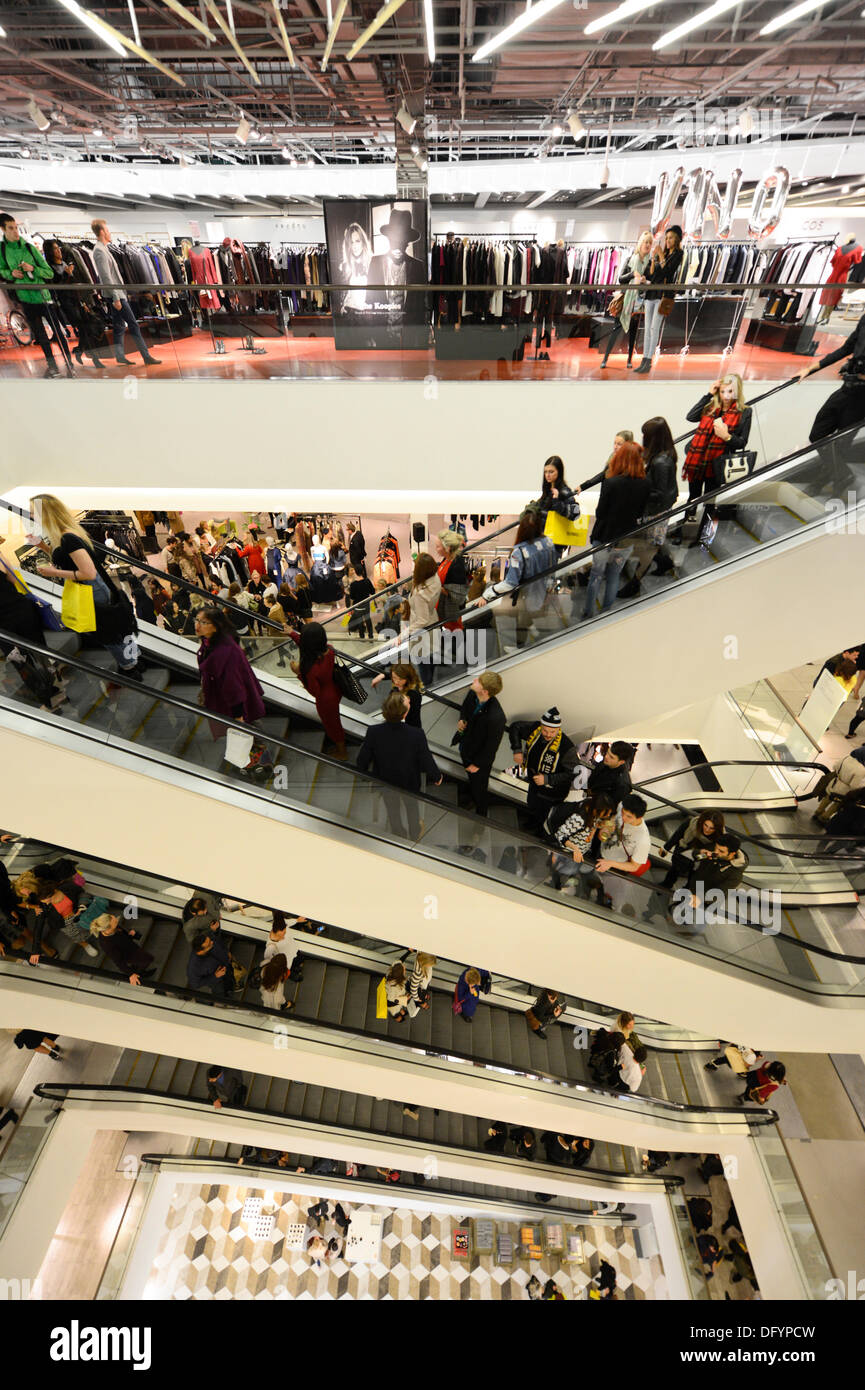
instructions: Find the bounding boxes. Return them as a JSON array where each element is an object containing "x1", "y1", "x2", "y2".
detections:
[{"x1": 681, "y1": 375, "x2": 752, "y2": 529}]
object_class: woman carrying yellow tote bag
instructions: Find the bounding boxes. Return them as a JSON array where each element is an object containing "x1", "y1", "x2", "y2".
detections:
[{"x1": 61, "y1": 578, "x2": 97, "y2": 633}]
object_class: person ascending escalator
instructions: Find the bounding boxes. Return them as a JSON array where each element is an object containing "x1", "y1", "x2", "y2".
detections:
[{"x1": 794, "y1": 310, "x2": 865, "y2": 445}]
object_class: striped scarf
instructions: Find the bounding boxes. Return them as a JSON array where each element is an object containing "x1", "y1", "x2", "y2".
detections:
[{"x1": 526, "y1": 725, "x2": 563, "y2": 776}]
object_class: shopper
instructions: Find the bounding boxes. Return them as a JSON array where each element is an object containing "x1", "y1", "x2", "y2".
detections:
[
  {"x1": 705, "y1": 1043, "x2": 762, "y2": 1074},
  {"x1": 435, "y1": 529, "x2": 469, "y2": 634},
  {"x1": 407, "y1": 553, "x2": 442, "y2": 639},
  {"x1": 619, "y1": 416, "x2": 679, "y2": 595},
  {"x1": 483, "y1": 1121, "x2": 509, "y2": 1153},
  {"x1": 616, "y1": 1039, "x2": 648, "y2": 1092},
  {"x1": 508, "y1": 706, "x2": 579, "y2": 841},
  {"x1": 633, "y1": 224, "x2": 684, "y2": 374},
  {"x1": 509, "y1": 1127, "x2": 536, "y2": 1160},
  {"x1": 262, "y1": 912, "x2": 305, "y2": 977},
  {"x1": 188, "y1": 929, "x2": 233, "y2": 998},
  {"x1": 541, "y1": 1131, "x2": 575, "y2": 1165},
  {"x1": 89, "y1": 912, "x2": 155, "y2": 985},
  {"x1": 90, "y1": 218, "x2": 161, "y2": 367},
  {"x1": 195, "y1": 607, "x2": 271, "y2": 774},
  {"x1": 581, "y1": 441, "x2": 650, "y2": 618},
  {"x1": 42, "y1": 237, "x2": 106, "y2": 369},
  {"x1": 406, "y1": 951, "x2": 436, "y2": 1016},
  {"x1": 475, "y1": 510, "x2": 557, "y2": 649},
  {"x1": 600, "y1": 230, "x2": 652, "y2": 369},
  {"x1": 658, "y1": 810, "x2": 726, "y2": 888},
  {"x1": 589, "y1": 793, "x2": 652, "y2": 909},
  {"x1": 525, "y1": 987, "x2": 567, "y2": 1041},
  {"x1": 370, "y1": 663, "x2": 424, "y2": 727},
  {"x1": 259, "y1": 952, "x2": 295, "y2": 1012},
  {"x1": 356, "y1": 690, "x2": 442, "y2": 838},
  {"x1": 739, "y1": 1059, "x2": 786, "y2": 1105},
  {"x1": 384, "y1": 962, "x2": 410, "y2": 1021},
  {"x1": 794, "y1": 310, "x2": 865, "y2": 443},
  {"x1": 576, "y1": 430, "x2": 635, "y2": 496},
  {"x1": 30, "y1": 493, "x2": 140, "y2": 676},
  {"x1": 289, "y1": 621, "x2": 347, "y2": 760},
  {"x1": 453, "y1": 965, "x2": 491, "y2": 1021},
  {"x1": 571, "y1": 1137, "x2": 595, "y2": 1169},
  {"x1": 679, "y1": 376, "x2": 752, "y2": 533},
  {"x1": 206, "y1": 1065, "x2": 245, "y2": 1109},
  {"x1": 547, "y1": 791, "x2": 616, "y2": 895},
  {"x1": 346, "y1": 564, "x2": 375, "y2": 639},
  {"x1": 533, "y1": 456, "x2": 579, "y2": 534},
  {"x1": 587, "y1": 742, "x2": 635, "y2": 804},
  {"x1": 588, "y1": 1028, "x2": 627, "y2": 1087},
  {"x1": 0, "y1": 212, "x2": 73, "y2": 376},
  {"x1": 0, "y1": 551, "x2": 67, "y2": 710},
  {"x1": 454, "y1": 671, "x2": 506, "y2": 817},
  {"x1": 13, "y1": 1029, "x2": 62, "y2": 1059},
  {"x1": 679, "y1": 833, "x2": 750, "y2": 932}
]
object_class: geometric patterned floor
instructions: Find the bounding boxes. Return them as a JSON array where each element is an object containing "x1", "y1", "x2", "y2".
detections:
[{"x1": 142, "y1": 1182, "x2": 670, "y2": 1300}]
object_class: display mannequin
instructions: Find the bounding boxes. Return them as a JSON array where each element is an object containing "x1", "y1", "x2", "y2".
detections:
[{"x1": 817, "y1": 234, "x2": 863, "y2": 324}]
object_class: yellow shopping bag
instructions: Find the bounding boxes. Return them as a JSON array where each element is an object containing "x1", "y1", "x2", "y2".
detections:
[
  {"x1": 61, "y1": 579, "x2": 97, "y2": 633},
  {"x1": 544, "y1": 510, "x2": 590, "y2": 547},
  {"x1": 376, "y1": 977, "x2": 388, "y2": 1019}
]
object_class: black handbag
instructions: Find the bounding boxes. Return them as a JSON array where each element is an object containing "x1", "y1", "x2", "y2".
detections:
[{"x1": 332, "y1": 655, "x2": 366, "y2": 705}]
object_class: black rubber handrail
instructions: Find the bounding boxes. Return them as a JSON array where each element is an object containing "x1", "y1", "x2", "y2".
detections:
[
  {"x1": 4, "y1": 626, "x2": 865, "y2": 979},
  {"x1": 1, "y1": 952, "x2": 751, "y2": 1119},
  {"x1": 136, "y1": 1156, "x2": 678, "y2": 1200},
  {"x1": 31, "y1": 1077, "x2": 776, "y2": 1131}
]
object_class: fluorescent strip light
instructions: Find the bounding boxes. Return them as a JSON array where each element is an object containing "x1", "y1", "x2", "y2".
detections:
[
  {"x1": 653, "y1": 0, "x2": 741, "y2": 50},
  {"x1": 321, "y1": 0, "x2": 347, "y2": 69},
  {"x1": 346, "y1": 0, "x2": 408, "y2": 61},
  {"x1": 56, "y1": 0, "x2": 127, "y2": 57},
  {"x1": 226, "y1": 0, "x2": 235, "y2": 34},
  {"x1": 127, "y1": 0, "x2": 141, "y2": 44},
  {"x1": 473, "y1": 0, "x2": 567, "y2": 61},
  {"x1": 204, "y1": 0, "x2": 260, "y2": 82},
  {"x1": 585, "y1": 0, "x2": 660, "y2": 37},
  {"x1": 423, "y1": 0, "x2": 435, "y2": 60},
  {"x1": 759, "y1": 0, "x2": 833, "y2": 35}
]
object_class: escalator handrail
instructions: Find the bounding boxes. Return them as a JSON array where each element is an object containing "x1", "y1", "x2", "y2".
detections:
[
  {"x1": 0, "y1": 950, "x2": 765, "y2": 1120},
  {"x1": 4, "y1": 625, "x2": 865, "y2": 969},
  {"x1": 31, "y1": 1077, "x2": 777, "y2": 1131},
  {"x1": 378, "y1": 408, "x2": 857, "y2": 661},
  {"x1": 137, "y1": 1151, "x2": 683, "y2": 1192}
]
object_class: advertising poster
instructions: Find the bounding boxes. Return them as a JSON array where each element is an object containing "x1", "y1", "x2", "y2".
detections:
[{"x1": 324, "y1": 198, "x2": 429, "y2": 349}]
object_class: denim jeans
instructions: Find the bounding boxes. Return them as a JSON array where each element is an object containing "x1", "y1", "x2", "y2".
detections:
[
  {"x1": 582, "y1": 546, "x2": 632, "y2": 618},
  {"x1": 88, "y1": 574, "x2": 139, "y2": 670},
  {"x1": 110, "y1": 299, "x2": 149, "y2": 361},
  {"x1": 642, "y1": 299, "x2": 665, "y2": 358}
]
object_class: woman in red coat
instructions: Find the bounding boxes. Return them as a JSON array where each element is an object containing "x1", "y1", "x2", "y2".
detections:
[{"x1": 290, "y1": 621, "x2": 347, "y2": 760}]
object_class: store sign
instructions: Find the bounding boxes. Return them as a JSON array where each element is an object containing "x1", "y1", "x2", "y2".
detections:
[{"x1": 650, "y1": 165, "x2": 790, "y2": 241}]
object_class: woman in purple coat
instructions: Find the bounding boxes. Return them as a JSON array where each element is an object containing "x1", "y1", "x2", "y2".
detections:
[
  {"x1": 453, "y1": 966, "x2": 492, "y2": 1022},
  {"x1": 195, "y1": 607, "x2": 270, "y2": 775}
]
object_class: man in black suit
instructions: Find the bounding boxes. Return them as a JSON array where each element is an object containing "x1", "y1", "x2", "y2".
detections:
[
  {"x1": 365, "y1": 208, "x2": 427, "y2": 322},
  {"x1": 357, "y1": 690, "x2": 442, "y2": 840},
  {"x1": 455, "y1": 670, "x2": 506, "y2": 818}
]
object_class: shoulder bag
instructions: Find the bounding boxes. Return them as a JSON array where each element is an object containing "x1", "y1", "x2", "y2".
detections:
[
  {"x1": 0, "y1": 556, "x2": 63, "y2": 631},
  {"x1": 331, "y1": 653, "x2": 366, "y2": 704}
]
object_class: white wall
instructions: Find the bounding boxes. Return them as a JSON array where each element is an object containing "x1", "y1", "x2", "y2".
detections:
[{"x1": 0, "y1": 379, "x2": 835, "y2": 509}]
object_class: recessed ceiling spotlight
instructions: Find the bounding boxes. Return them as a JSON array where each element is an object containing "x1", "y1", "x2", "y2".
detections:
[
  {"x1": 305, "y1": 156, "x2": 314, "y2": 166},
  {"x1": 93, "y1": 125, "x2": 104, "y2": 137},
  {"x1": 552, "y1": 123, "x2": 563, "y2": 137}
]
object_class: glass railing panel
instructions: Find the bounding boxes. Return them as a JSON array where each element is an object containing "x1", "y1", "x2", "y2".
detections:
[
  {"x1": 749, "y1": 1129, "x2": 835, "y2": 1300},
  {"x1": 95, "y1": 1160, "x2": 158, "y2": 1301},
  {"x1": 0, "y1": 1095, "x2": 62, "y2": 1240},
  {"x1": 668, "y1": 1188, "x2": 712, "y2": 1301}
]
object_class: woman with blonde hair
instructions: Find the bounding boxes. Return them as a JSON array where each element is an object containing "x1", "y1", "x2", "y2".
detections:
[
  {"x1": 407, "y1": 950, "x2": 436, "y2": 1016},
  {"x1": 679, "y1": 374, "x2": 752, "y2": 536},
  {"x1": 29, "y1": 492, "x2": 140, "y2": 675},
  {"x1": 601, "y1": 231, "x2": 652, "y2": 369},
  {"x1": 89, "y1": 911, "x2": 155, "y2": 985},
  {"x1": 340, "y1": 222, "x2": 372, "y2": 312}
]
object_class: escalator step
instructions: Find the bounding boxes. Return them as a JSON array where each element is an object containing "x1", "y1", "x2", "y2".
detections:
[
  {"x1": 302, "y1": 1085, "x2": 324, "y2": 1121},
  {"x1": 318, "y1": 1089, "x2": 341, "y2": 1126},
  {"x1": 341, "y1": 972, "x2": 371, "y2": 1030},
  {"x1": 353, "y1": 1094, "x2": 373, "y2": 1131},
  {"x1": 318, "y1": 965, "x2": 349, "y2": 1025}
]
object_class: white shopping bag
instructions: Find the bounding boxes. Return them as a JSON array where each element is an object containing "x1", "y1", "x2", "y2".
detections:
[{"x1": 225, "y1": 726, "x2": 254, "y2": 768}]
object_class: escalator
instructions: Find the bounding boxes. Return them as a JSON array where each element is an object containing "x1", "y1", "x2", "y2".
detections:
[
  {"x1": 2, "y1": 632, "x2": 865, "y2": 1044},
  {"x1": 0, "y1": 836, "x2": 774, "y2": 1144}
]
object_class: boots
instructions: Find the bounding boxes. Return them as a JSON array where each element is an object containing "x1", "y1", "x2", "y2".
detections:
[
  {"x1": 634, "y1": 357, "x2": 652, "y2": 374},
  {"x1": 331, "y1": 741, "x2": 349, "y2": 761},
  {"x1": 618, "y1": 576, "x2": 642, "y2": 599}
]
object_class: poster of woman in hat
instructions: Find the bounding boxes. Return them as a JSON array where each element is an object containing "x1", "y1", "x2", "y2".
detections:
[{"x1": 324, "y1": 198, "x2": 429, "y2": 348}]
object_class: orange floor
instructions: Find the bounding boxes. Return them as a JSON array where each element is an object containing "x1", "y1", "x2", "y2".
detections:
[{"x1": 0, "y1": 319, "x2": 846, "y2": 384}]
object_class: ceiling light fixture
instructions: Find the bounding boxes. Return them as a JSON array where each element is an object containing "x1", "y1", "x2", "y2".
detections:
[
  {"x1": 56, "y1": 0, "x2": 127, "y2": 56},
  {"x1": 305, "y1": 156, "x2": 315, "y2": 166},
  {"x1": 26, "y1": 99, "x2": 50, "y2": 132},
  {"x1": 584, "y1": 0, "x2": 658, "y2": 36},
  {"x1": 551, "y1": 123, "x2": 563, "y2": 137},
  {"x1": 93, "y1": 125, "x2": 104, "y2": 137},
  {"x1": 653, "y1": 0, "x2": 742, "y2": 51},
  {"x1": 126, "y1": 0, "x2": 141, "y2": 44},
  {"x1": 235, "y1": 115, "x2": 251, "y2": 144},
  {"x1": 759, "y1": 0, "x2": 836, "y2": 34},
  {"x1": 396, "y1": 101, "x2": 417, "y2": 134},
  {"x1": 567, "y1": 110, "x2": 586, "y2": 140},
  {"x1": 423, "y1": 0, "x2": 435, "y2": 61},
  {"x1": 472, "y1": 0, "x2": 567, "y2": 63},
  {"x1": 321, "y1": 0, "x2": 347, "y2": 69},
  {"x1": 346, "y1": 0, "x2": 408, "y2": 61},
  {"x1": 281, "y1": 145, "x2": 291, "y2": 159}
]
